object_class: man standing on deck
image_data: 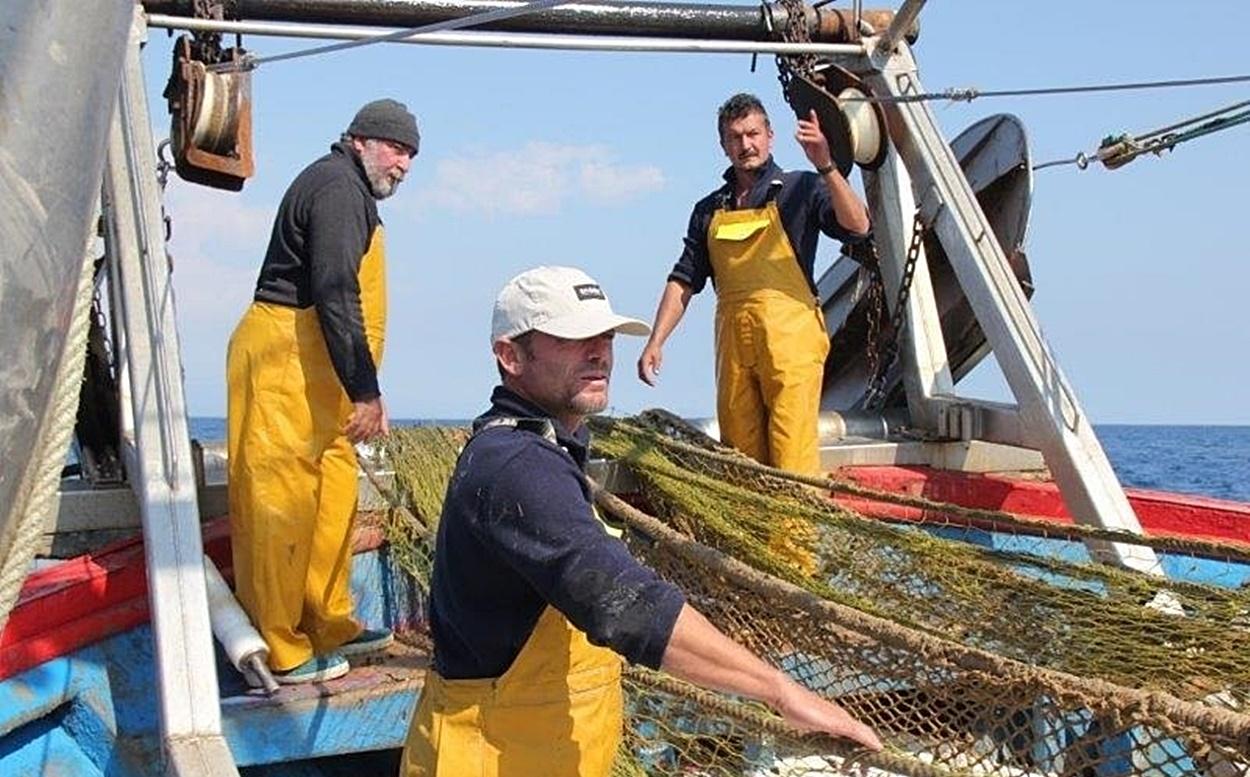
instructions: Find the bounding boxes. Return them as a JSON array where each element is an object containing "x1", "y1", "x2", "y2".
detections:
[
  {"x1": 227, "y1": 99, "x2": 419, "y2": 684},
  {"x1": 399, "y1": 265, "x2": 881, "y2": 776},
  {"x1": 637, "y1": 93, "x2": 871, "y2": 477}
]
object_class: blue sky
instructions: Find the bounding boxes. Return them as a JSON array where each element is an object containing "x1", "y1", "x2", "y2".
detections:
[{"x1": 142, "y1": 1, "x2": 1250, "y2": 424}]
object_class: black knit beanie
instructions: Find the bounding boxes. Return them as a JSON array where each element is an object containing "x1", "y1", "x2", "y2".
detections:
[{"x1": 346, "y1": 98, "x2": 420, "y2": 154}]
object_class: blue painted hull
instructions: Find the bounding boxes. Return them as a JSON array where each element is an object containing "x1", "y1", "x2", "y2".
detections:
[{"x1": 0, "y1": 546, "x2": 425, "y2": 776}]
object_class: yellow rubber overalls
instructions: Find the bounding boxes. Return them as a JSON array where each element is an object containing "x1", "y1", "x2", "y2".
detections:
[
  {"x1": 709, "y1": 198, "x2": 829, "y2": 476},
  {"x1": 400, "y1": 502, "x2": 624, "y2": 776},
  {"x1": 226, "y1": 228, "x2": 387, "y2": 672},
  {"x1": 710, "y1": 198, "x2": 826, "y2": 574}
]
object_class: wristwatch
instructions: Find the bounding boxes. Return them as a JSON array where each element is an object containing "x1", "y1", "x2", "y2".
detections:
[{"x1": 815, "y1": 163, "x2": 836, "y2": 176}]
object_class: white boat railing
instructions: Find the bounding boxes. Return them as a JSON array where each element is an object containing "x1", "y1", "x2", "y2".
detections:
[{"x1": 101, "y1": 9, "x2": 238, "y2": 776}]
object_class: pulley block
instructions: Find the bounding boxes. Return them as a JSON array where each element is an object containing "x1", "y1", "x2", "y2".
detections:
[
  {"x1": 788, "y1": 66, "x2": 889, "y2": 176},
  {"x1": 163, "y1": 35, "x2": 254, "y2": 191}
]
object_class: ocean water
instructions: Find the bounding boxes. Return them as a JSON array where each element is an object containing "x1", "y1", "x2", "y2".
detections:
[
  {"x1": 1095, "y1": 425, "x2": 1250, "y2": 503},
  {"x1": 187, "y1": 418, "x2": 1250, "y2": 504}
]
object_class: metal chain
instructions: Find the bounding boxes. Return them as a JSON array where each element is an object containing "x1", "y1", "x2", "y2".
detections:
[
  {"x1": 191, "y1": 0, "x2": 227, "y2": 62},
  {"x1": 155, "y1": 140, "x2": 174, "y2": 242},
  {"x1": 188, "y1": 0, "x2": 245, "y2": 64},
  {"x1": 155, "y1": 139, "x2": 173, "y2": 191},
  {"x1": 862, "y1": 210, "x2": 925, "y2": 410},
  {"x1": 88, "y1": 263, "x2": 116, "y2": 383},
  {"x1": 772, "y1": 0, "x2": 818, "y2": 98},
  {"x1": 861, "y1": 252, "x2": 884, "y2": 385}
]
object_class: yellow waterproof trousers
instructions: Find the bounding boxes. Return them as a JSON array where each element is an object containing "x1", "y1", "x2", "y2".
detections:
[
  {"x1": 399, "y1": 606, "x2": 624, "y2": 777},
  {"x1": 708, "y1": 201, "x2": 830, "y2": 476},
  {"x1": 226, "y1": 229, "x2": 387, "y2": 671},
  {"x1": 709, "y1": 202, "x2": 826, "y2": 574}
]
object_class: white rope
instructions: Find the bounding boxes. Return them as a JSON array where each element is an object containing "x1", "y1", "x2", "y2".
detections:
[{"x1": 0, "y1": 224, "x2": 98, "y2": 631}]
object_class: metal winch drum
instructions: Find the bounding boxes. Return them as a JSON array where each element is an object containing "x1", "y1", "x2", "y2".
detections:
[
  {"x1": 788, "y1": 71, "x2": 888, "y2": 176},
  {"x1": 187, "y1": 62, "x2": 247, "y2": 156},
  {"x1": 164, "y1": 34, "x2": 255, "y2": 190},
  {"x1": 836, "y1": 85, "x2": 888, "y2": 169}
]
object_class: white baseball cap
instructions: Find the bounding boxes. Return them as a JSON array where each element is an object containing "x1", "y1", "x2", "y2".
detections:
[{"x1": 491, "y1": 266, "x2": 651, "y2": 343}]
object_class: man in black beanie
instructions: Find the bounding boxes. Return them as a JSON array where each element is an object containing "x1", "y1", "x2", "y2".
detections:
[{"x1": 226, "y1": 98, "x2": 419, "y2": 684}]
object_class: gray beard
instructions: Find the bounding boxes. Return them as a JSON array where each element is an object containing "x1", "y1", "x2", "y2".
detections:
[
  {"x1": 361, "y1": 151, "x2": 399, "y2": 200},
  {"x1": 568, "y1": 387, "x2": 609, "y2": 417}
]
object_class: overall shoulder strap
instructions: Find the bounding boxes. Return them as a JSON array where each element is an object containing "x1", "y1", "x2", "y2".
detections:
[{"x1": 470, "y1": 416, "x2": 558, "y2": 445}]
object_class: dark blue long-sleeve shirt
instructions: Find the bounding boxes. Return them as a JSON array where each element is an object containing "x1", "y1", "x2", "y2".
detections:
[
  {"x1": 668, "y1": 157, "x2": 869, "y2": 296},
  {"x1": 428, "y1": 387, "x2": 686, "y2": 680}
]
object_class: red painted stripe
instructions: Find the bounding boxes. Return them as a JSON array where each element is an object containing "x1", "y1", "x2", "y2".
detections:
[
  {"x1": 0, "y1": 545, "x2": 147, "y2": 645},
  {"x1": 833, "y1": 466, "x2": 1250, "y2": 545},
  {"x1": 1, "y1": 598, "x2": 151, "y2": 674},
  {"x1": 5, "y1": 472, "x2": 1242, "y2": 682}
]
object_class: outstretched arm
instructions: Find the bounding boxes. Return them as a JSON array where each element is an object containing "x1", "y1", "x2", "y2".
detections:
[
  {"x1": 637, "y1": 279, "x2": 693, "y2": 386},
  {"x1": 796, "y1": 109, "x2": 871, "y2": 236},
  {"x1": 661, "y1": 603, "x2": 883, "y2": 751}
]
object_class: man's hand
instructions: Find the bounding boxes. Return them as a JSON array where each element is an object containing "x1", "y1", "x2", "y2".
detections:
[
  {"x1": 660, "y1": 603, "x2": 883, "y2": 755},
  {"x1": 775, "y1": 679, "x2": 883, "y2": 752},
  {"x1": 637, "y1": 341, "x2": 664, "y2": 386},
  {"x1": 345, "y1": 396, "x2": 389, "y2": 443},
  {"x1": 798, "y1": 108, "x2": 871, "y2": 234},
  {"x1": 796, "y1": 109, "x2": 835, "y2": 172}
]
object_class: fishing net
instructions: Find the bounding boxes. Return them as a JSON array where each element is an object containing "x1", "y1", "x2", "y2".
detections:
[{"x1": 379, "y1": 416, "x2": 1250, "y2": 777}]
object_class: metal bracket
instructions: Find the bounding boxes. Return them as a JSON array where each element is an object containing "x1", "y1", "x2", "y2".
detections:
[
  {"x1": 862, "y1": 43, "x2": 1161, "y2": 575},
  {"x1": 862, "y1": 144, "x2": 953, "y2": 429},
  {"x1": 928, "y1": 397, "x2": 1026, "y2": 448}
]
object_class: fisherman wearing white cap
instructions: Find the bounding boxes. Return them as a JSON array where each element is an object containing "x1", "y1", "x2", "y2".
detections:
[{"x1": 399, "y1": 266, "x2": 880, "y2": 776}]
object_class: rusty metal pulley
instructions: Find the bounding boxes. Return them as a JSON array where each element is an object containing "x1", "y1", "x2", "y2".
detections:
[
  {"x1": 836, "y1": 85, "x2": 888, "y2": 170},
  {"x1": 770, "y1": 0, "x2": 888, "y2": 177},
  {"x1": 163, "y1": 32, "x2": 254, "y2": 191},
  {"x1": 787, "y1": 66, "x2": 888, "y2": 176},
  {"x1": 188, "y1": 61, "x2": 245, "y2": 156}
]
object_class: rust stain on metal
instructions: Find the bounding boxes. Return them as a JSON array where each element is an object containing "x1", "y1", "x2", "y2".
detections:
[
  {"x1": 815, "y1": 9, "x2": 919, "y2": 44},
  {"x1": 165, "y1": 35, "x2": 255, "y2": 190}
]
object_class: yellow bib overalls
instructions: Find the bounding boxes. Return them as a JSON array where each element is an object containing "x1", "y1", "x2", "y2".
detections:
[
  {"x1": 709, "y1": 199, "x2": 830, "y2": 476},
  {"x1": 709, "y1": 200, "x2": 827, "y2": 574},
  {"x1": 400, "y1": 507, "x2": 624, "y2": 777},
  {"x1": 226, "y1": 227, "x2": 387, "y2": 671}
]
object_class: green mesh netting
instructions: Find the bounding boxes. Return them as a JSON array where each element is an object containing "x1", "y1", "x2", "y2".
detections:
[{"x1": 378, "y1": 417, "x2": 1250, "y2": 777}]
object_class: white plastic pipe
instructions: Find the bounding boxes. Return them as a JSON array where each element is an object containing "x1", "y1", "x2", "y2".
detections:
[{"x1": 202, "y1": 555, "x2": 279, "y2": 694}]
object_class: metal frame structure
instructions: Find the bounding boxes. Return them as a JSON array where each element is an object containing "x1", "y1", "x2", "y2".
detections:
[
  {"x1": 146, "y1": 14, "x2": 867, "y2": 56},
  {"x1": 861, "y1": 141, "x2": 954, "y2": 431},
  {"x1": 854, "y1": 36, "x2": 1160, "y2": 574},
  {"x1": 101, "y1": 10, "x2": 238, "y2": 777}
]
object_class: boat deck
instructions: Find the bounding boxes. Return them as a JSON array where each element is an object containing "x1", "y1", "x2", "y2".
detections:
[
  {"x1": 0, "y1": 514, "x2": 428, "y2": 775},
  {"x1": 221, "y1": 640, "x2": 428, "y2": 768}
]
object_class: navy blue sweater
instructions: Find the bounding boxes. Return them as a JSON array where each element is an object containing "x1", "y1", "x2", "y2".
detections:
[
  {"x1": 669, "y1": 157, "x2": 869, "y2": 296},
  {"x1": 428, "y1": 387, "x2": 686, "y2": 679}
]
